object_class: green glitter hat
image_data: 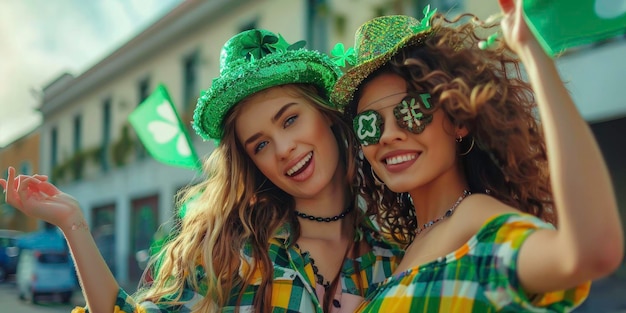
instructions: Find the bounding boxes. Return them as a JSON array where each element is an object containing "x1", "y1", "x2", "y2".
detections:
[
  {"x1": 193, "y1": 29, "x2": 342, "y2": 141},
  {"x1": 331, "y1": 7, "x2": 437, "y2": 108}
]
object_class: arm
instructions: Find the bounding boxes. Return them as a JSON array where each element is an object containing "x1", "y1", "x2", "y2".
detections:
[
  {"x1": 498, "y1": 0, "x2": 624, "y2": 293},
  {"x1": 1, "y1": 167, "x2": 119, "y2": 313}
]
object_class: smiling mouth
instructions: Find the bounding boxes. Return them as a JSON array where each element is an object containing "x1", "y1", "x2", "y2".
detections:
[
  {"x1": 287, "y1": 152, "x2": 313, "y2": 176},
  {"x1": 385, "y1": 153, "x2": 418, "y2": 165}
]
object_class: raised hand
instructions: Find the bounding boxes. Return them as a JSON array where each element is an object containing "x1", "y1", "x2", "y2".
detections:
[
  {"x1": 2, "y1": 167, "x2": 122, "y2": 311},
  {"x1": 498, "y1": 0, "x2": 541, "y2": 56},
  {"x1": 0, "y1": 167, "x2": 82, "y2": 231},
  {"x1": 495, "y1": 0, "x2": 624, "y2": 295}
]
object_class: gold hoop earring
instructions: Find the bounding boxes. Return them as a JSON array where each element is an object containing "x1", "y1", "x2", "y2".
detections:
[
  {"x1": 459, "y1": 136, "x2": 475, "y2": 156},
  {"x1": 371, "y1": 166, "x2": 385, "y2": 186}
]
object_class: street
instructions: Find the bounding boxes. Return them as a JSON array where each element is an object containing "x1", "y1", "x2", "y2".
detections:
[{"x1": 0, "y1": 279, "x2": 83, "y2": 313}]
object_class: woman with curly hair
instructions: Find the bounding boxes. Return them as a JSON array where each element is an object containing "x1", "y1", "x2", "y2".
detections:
[
  {"x1": 330, "y1": 0, "x2": 623, "y2": 311},
  {"x1": 0, "y1": 29, "x2": 402, "y2": 313}
]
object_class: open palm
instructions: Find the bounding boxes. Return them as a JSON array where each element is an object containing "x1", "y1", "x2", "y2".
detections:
[{"x1": 0, "y1": 167, "x2": 80, "y2": 228}]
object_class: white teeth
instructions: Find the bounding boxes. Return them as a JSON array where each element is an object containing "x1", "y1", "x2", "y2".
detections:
[
  {"x1": 287, "y1": 152, "x2": 313, "y2": 176},
  {"x1": 385, "y1": 154, "x2": 417, "y2": 165}
]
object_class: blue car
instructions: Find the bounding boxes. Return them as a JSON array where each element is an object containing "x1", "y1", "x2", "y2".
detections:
[
  {"x1": 16, "y1": 249, "x2": 76, "y2": 304},
  {"x1": 0, "y1": 229, "x2": 22, "y2": 282}
]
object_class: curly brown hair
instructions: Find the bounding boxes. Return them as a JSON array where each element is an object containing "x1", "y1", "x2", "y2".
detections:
[{"x1": 346, "y1": 13, "x2": 555, "y2": 247}]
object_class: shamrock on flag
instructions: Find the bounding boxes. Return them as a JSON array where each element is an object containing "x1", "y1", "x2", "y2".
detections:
[
  {"x1": 128, "y1": 84, "x2": 201, "y2": 171},
  {"x1": 523, "y1": 0, "x2": 626, "y2": 56}
]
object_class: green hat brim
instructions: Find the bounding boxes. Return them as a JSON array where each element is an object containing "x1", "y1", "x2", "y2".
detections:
[
  {"x1": 193, "y1": 49, "x2": 341, "y2": 141},
  {"x1": 331, "y1": 31, "x2": 432, "y2": 109}
]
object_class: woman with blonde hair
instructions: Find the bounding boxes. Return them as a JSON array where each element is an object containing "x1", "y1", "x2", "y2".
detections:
[
  {"x1": 1, "y1": 29, "x2": 402, "y2": 312},
  {"x1": 330, "y1": 0, "x2": 624, "y2": 311}
]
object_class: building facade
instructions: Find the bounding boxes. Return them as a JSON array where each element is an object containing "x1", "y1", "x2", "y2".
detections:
[{"x1": 0, "y1": 131, "x2": 40, "y2": 232}]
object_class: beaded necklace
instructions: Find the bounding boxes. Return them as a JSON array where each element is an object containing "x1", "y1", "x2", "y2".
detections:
[{"x1": 416, "y1": 190, "x2": 471, "y2": 235}]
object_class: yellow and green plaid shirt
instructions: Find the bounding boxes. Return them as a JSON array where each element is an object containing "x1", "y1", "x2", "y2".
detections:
[
  {"x1": 73, "y1": 222, "x2": 403, "y2": 313},
  {"x1": 355, "y1": 213, "x2": 591, "y2": 313}
]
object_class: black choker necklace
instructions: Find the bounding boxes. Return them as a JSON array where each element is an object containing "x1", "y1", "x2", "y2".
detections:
[{"x1": 295, "y1": 206, "x2": 353, "y2": 222}]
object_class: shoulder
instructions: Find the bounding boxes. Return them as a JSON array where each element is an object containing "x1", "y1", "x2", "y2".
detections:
[
  {"x1": 454, "y1": 194, "x2": 547, "y2": 231},
  {"x1": 475, "y1": 213, "x2": 553, "y2": 242},
  {"x1": 239, "y1": 222, "x2": 294, "y2": 277},
  {"x1": 241, "y1": 222, "x2": 293, "y2": 257},
  {"x1": 450, "y1": 194, "x2": 554, "y2": 246}
]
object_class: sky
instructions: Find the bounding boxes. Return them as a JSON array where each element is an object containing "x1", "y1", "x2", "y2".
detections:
[{"x1": 0, "y1": 0, "x2": 183, "y2": 147}]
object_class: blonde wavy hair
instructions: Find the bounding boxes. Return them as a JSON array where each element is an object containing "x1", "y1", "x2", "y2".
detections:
[
  {"x1": 135, "y1": 84, "x2": 361, "y2": 312},
  {"x1": 345, "y1": 13, "x2": 554, "y2": 247}
]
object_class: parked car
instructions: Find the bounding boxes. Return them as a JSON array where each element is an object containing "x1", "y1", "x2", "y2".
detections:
[
  {"x1": 0, "y1": 229, "x2": 22, "y2": 282},
  {"x1": 16, "y1": 249, "x2": 75, "y2": 304}
]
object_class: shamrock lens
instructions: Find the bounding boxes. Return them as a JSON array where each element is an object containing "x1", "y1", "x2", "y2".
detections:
[
  {"x1": 393, "y1": 93, "x2": 433, "y2": 134},
  {"x1": 353, "y1": 110, "x2": 383, "y2": 146}
]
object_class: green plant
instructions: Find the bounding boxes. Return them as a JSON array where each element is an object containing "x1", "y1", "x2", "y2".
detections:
[
  {"x1": 111, "y1": 124, "x2": 135, "y2": 167},
  {"x1": 333, "y1": 14, "x2": 347, "y2": 37},
  {"x1": 51, "y1": 146, "x2": 104, "y2": 182},
  {"x1": 51, "y1": 161, "x2": 69, "y2": 182},
  {"x1": 84, "y1": 146, "x2": 104, "y2": 164},
  {"x1": 71, "y1": 150, "x2": 86, "y2": 179},
  {"x1": 316, "y1": 2, "x2": 329, "y2": 16}
]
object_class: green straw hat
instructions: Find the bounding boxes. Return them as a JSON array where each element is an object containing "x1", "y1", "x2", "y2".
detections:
[
  {"x1": 193, "y1": 29, "x2": 342, "y2": 141},
  {"x1": 331, "y1": 7, "x2": 437, "y2": 108}
]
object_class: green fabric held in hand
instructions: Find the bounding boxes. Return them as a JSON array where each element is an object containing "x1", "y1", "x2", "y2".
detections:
[{"x1": 523, "y1": 0, "x2": 626, "y2": 56}]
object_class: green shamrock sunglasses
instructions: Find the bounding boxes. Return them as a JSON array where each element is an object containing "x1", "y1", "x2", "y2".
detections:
[{"x1": 353, "y1": 93, "x2": 433, "y2": 146}]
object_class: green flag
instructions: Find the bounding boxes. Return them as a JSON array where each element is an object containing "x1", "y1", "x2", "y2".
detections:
[
  {"x1": 523, "y1": 0, "x2": 626, "y2": 56},
  {"x1": 128, "y1": 84, "x2": 201, "y2": 170}
]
